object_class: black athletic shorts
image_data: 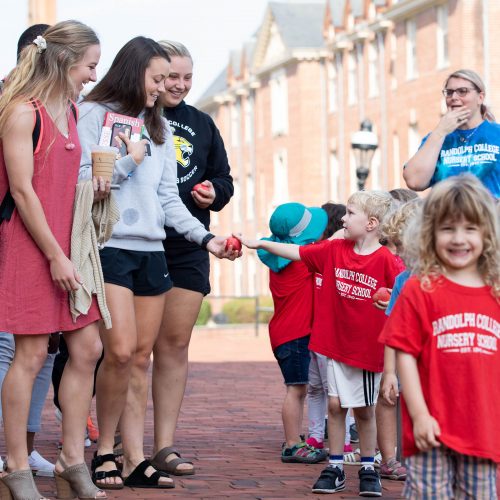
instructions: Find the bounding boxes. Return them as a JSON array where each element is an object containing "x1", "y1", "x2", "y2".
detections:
[
  {"x1": 163, "y1": 239, "x2": 211, "y2": 296},
  {"x1": 99, "y1": 247, "x2": 173, "y2": 296}
]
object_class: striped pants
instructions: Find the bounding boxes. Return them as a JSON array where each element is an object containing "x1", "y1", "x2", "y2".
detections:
[{"x1": 404, "y1": 446, "x2": 497, "y2": 499}]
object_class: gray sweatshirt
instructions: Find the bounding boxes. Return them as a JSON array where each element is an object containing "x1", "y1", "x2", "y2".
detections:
[{"x1": 77, "y1": 102, "x2": 209, "y2": 251}]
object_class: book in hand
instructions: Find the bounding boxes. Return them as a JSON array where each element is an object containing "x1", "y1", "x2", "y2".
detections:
[{"x1": 99, "y1": 112, "x2": 150, "y2": 159}]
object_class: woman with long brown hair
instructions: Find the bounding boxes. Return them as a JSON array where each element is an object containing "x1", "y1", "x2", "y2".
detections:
[{"x1": 78, "y1": 36, "x2": 238, "y2": 491}]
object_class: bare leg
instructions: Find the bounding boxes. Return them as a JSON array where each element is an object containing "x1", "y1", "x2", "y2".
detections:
[
  {"x1": 94, "y1": 284, "x2": 137, "y2": 487},
  {"x1": 282, "y1": 385, "x2": 307, "y2": 447},
  {"x1": 376, "y1": 395, "x2": 397, "y2": 463},
  {"x1": 2, "y1": 335, "x2": 48, "y2": 471},
  {"x1": 57, "y1": 324, "x2": 102, "y2": 467},
  {"x1": 120, "y1": 293, "x2": 172, "y2": 487},
  {"x1": 354, "y1": 406, "x2": 377, "y2": 458},
  {"x1": 327, "y1": 396, "x2": 347, "y2": 457},
  {"x1": 152, "y1": 287, "x2": 202, "y2": 473}
]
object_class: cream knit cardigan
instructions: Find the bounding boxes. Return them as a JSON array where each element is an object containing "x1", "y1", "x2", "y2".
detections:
[{"x1": 70, "y1": 181, "x2": 120, "y2": 328}]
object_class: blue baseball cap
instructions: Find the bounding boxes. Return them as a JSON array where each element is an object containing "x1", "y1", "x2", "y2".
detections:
[{"x1": 257, "y1": 202, "x2": 327, "y2": 272}]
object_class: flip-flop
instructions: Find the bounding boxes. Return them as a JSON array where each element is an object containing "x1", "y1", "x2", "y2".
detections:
[
  {"x1": 123, "y1": 460, "x2": 174, "y2": 489},
  {"x1": 150, "y1": 447, "x2": 195, "y2": 476}
]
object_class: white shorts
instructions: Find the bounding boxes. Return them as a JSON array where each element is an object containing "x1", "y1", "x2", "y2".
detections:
[{"x1": 327, "y1": 359, "x2": 381, "y2": 408}]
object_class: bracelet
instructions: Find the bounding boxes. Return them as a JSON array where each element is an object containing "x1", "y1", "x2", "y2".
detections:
[{"x1": 201, "y1": 232, "x2": 216, "y2": 250}]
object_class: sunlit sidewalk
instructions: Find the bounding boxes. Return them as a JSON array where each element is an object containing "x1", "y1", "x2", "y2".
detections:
[{"x1": 29, "y1": 327, "x2": 406, "y2": 499}]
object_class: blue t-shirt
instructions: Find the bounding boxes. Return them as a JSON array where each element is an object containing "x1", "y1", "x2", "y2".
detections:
[
  {"x1": 385, "y1": 270, "x2": 410, "y2": 316},
  {"x1": 421, "y1": 120, "x2": 500, "y2": 198}
]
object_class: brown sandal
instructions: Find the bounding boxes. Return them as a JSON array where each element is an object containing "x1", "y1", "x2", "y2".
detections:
[
  {"x1": 55, "y1": 457, "x2": 106, "y2": 499},
  {"x1": 150, "y1": 447, "x2": 195, "y2": 476},
  {"x1": 0, "y1": 469, "x2": 47, "y2": 500}
]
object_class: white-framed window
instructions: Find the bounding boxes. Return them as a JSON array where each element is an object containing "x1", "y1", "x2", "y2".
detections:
[
  {"x1": 329, "y1": 151, "x2": 340, "y2": 202},
  {"x1": 392, "y1": 133, "x2": 402, "y2": 188},
  {"x1": 246, "y1": 173, "x2": 255, "y2": 219},
  {"x1": 370, "y1": 149, "x2": 381, "y2": 190},
  {"x1": 247, "y1": 253, "x2": 256, "y2": 296},
  {"x1": 436, "y1": 3, "x2": 449, "y2": 68},
  {"x1": 349, "y1": 149, "x2": 357, "y2": 193},
  {"x1": 408, "y1": 123, "x2": 421, "y2": 158},
  {"x1": 231, "y1": 100, "x2": 240, "y2": 148},
  {"x1": 348, "y1": 50, "x2": 358, "y2": 105},
  {"x1": 232, "y1": 179, "x2": 241, "y2": 223},
  {"x1": 270, "y1": 68, "x2": 288, "y2": 136},
  {"x1": 368, "y1": 40, "x2": 379, "y2": 97},
  {"x1": 406, "y1": 18, "x2": 418, "y2": 80},
  {"x1": 328, "y1": 61, "x2": 337, "y2": 112},
  {"x1": 233, "y1": 258, "x2": 242, "y2": 296},
  {"x1": 244, "y1": 98, "x2": 253, "y2": 144},
  {"x1": 390, "y1": 32, "x2": 397, "y2": 89},
  {"x1": 272, "y1": 149, "x2": 289, "y2": 205}
]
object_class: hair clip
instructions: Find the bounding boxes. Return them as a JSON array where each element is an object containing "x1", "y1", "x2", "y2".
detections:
[{"x1": 33, "y1": 36, "x2": 47, "y2": 54}]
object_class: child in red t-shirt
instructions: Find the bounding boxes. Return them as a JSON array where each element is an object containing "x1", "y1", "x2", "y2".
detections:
[
  {"x1": 240, "y1": 190, "x2": 398, "y2": 497},
  {"x1": 257, "y1": 202, "x2": 328, "y2": 464},
  {"x1": 380, "y1": 174, "x2": 500, "y2": 499}
]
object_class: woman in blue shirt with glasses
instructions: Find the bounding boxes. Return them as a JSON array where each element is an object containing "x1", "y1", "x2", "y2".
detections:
[{"x1": 404, "y1": 69, "x2": 499, "y2": 198}]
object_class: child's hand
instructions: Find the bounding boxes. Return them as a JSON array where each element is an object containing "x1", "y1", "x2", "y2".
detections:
[
  {"x1": 234, "y1": 232, "x2": 260, "y2": 250},
  {"x1": 381, "y1": 372, "x2": 399, "y2": 405},
  {"x1": 373, "y1": 288, "x2": 392, "y2": 310},
  {"x1": 413, "y1": 414, "x2": 441, "y2": 451}
]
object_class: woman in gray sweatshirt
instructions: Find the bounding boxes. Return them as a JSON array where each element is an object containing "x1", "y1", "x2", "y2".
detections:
[{"x1": 77, "y1": 37, "x2": 238, "y2": 491}]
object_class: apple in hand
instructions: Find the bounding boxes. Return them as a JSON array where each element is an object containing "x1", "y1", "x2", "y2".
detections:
[
  {"x1": 372, "y1": 287, "x2": 391, "y2": 302},
  {"x1": 193, "y1": 183, "x2": 208, "y2": 194},
  {"x1": 225, "y1": 236, "x2": 242, "y2": 252}
]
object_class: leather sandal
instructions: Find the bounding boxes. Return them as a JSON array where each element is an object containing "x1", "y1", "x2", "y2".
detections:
[
  {"x1": 0, "y1": 469, "x2": 47, "y2": 500},
  {"x1": 55, "y1": 456, "x2": 106, "y2": 499},
  {"x1": 123, "y1": 460, "x2": 174, "y2": 489},
  {"x1": 150, "y1": 447, "x2": 195, "y2": 476},
  {"x1": 91, "y1": 453, "x2": 123, "y2": 490}
]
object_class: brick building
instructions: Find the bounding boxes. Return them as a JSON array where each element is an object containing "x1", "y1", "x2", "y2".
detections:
[{"x1": 198, "y1": 0, "x2": 500, "y2": 298}]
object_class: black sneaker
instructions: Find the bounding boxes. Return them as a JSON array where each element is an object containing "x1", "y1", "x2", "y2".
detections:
[
  {"x1": 359, "y1": 467, "x2": 382, "y2": 497},
  {"x1": 312, "y1": 466, "x2": 346, "y2": 494}
]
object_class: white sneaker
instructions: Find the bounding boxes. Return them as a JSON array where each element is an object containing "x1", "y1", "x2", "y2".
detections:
[{"x1": 28, "y1": 450, "x2": 55, "y2": 477}]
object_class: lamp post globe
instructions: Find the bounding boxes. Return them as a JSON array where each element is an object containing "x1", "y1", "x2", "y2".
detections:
[{"x1": 351, "y1": 119, "x2": 378, "y2": 191}]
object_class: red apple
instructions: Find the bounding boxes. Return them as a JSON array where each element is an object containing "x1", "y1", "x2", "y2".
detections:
[
  {"x1": 192, "y1": 183, "x2": 208, "y2": 194},
  {"x1": 225, "y1": 236, "x2": 242, "y2": 252},
  {"x1": 372, "y1": 287, "x2": 391, "y2": 302}
]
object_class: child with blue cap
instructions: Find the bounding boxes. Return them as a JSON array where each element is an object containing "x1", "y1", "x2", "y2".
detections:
[{"x1": 258, "y1": 202, "x2": 328, "y2": 464}]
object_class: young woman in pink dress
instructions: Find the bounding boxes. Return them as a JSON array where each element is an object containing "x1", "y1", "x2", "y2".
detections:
[{"x1": 0, "y1": 20, "x2": 106, "y2": 500}]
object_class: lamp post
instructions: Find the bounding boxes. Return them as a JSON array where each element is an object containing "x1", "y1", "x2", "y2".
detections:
[{"x1": 351, "y1": 119, "x2": 378, "y2": 191}]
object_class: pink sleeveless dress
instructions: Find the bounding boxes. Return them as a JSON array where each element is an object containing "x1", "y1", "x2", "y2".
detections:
[{"x1": 0, "y1": 103, "x2": 101, "y2": 334}]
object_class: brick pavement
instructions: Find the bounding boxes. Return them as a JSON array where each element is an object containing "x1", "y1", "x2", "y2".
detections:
[{"x1": 21, "y1": 328, "x2": 405, "y2": 499}]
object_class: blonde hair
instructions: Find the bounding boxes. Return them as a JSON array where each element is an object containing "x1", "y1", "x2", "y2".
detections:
[
  {"x1": 381, "y1": 198, "x2": 422, "y2": 249},
  {"x1": 0, "y1": 20, "x2": 99, "y2": 137},
  {"x1": 444, "y1": 69, "x2": 495, "y2": 122},
  {"x1": 157, "y1": 40, "x2": 193, "y2": 63},
  {"x1": 403, "y1": 175, "x2": 500, "y2": 298},
  {"x1": 347, "y1": 190, "x2": 393, "y2": 224}
]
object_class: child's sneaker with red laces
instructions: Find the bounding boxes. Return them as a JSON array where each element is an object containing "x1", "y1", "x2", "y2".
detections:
[
  {"x1": 379, "y1": 457, "x2": 407, "y2": 480},
  {"x1": 305, "y1": 437, "x2": 324, "y2": 449},
  {"x1": 281, "y1": 442, "x2": 327, "y2": 463}
]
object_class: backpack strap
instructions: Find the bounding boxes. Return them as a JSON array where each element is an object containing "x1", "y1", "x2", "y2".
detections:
[
  {"x1": 1, "y1": 100, "x2": 44, "y2": 224},
  {"x1": 69, "y1": 100, "x2": 78, "y2": 123},
  {"x1": 31, "y1": 99, "x2": 43, "y2": 155}
]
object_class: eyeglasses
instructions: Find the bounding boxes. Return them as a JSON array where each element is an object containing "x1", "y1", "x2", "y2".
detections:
[{"x1": 442, "y1": 87, "x2": 478, "y2": 98}]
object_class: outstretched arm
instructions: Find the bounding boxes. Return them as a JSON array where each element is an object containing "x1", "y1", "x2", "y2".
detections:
[
  {"x1": 237, "y1": 234, "x2": 301, "y2": 261},
  {"x1": 397, "y1": 351, "x2": 441, "y2": 451}
]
